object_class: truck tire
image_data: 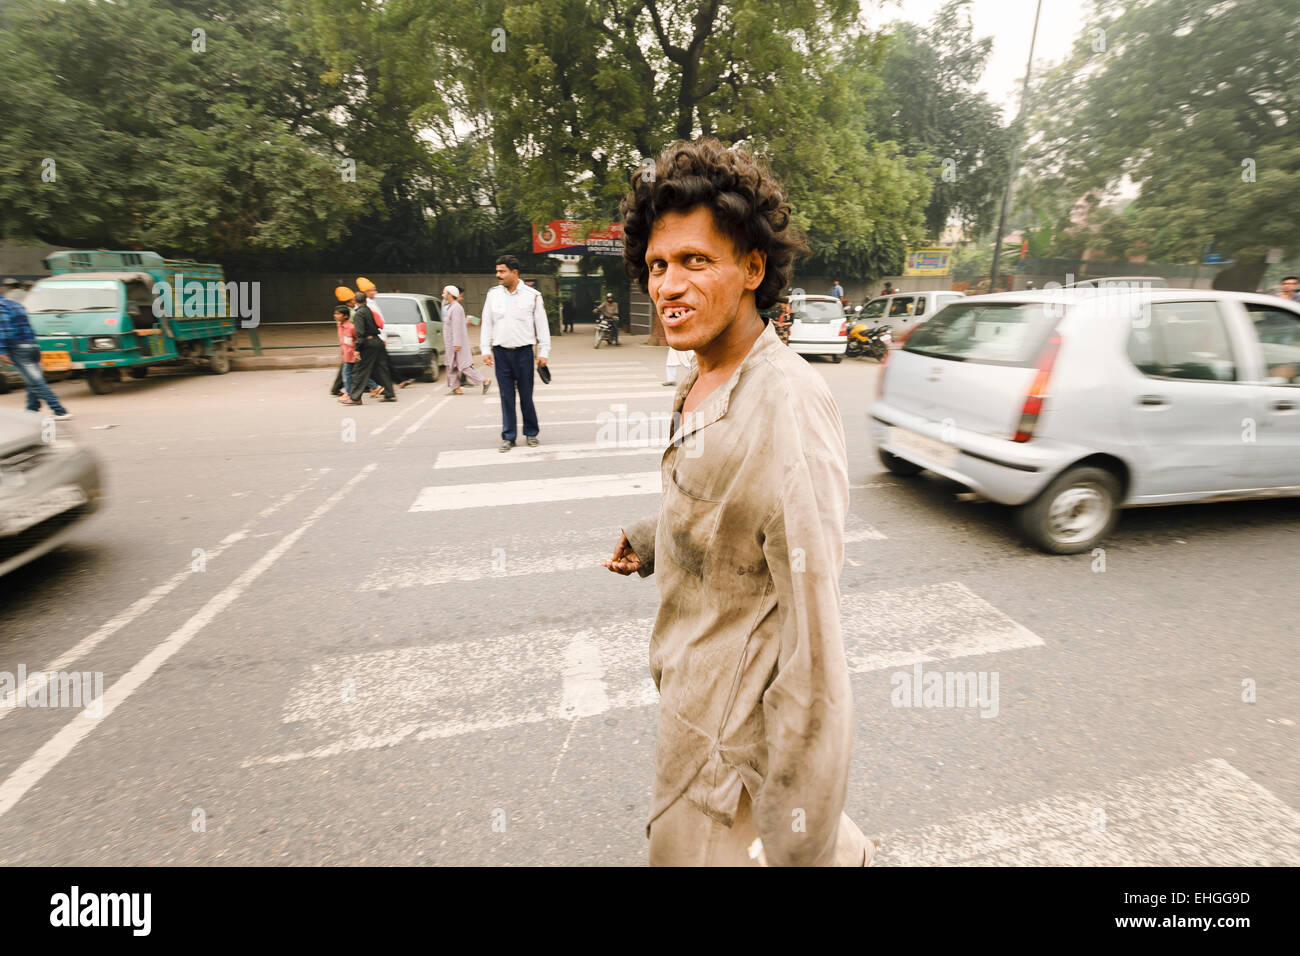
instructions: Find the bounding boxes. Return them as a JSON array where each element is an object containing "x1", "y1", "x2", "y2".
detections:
[
  {"x1": 209, "y1": 348, "x2": 231, "y2": 374},
  {"x1": 1013, "y1": 465, "x2": 1121, "y2": 555},
  {"x1": 87, "y1": 368, "x2": 120, "y2": 394}
]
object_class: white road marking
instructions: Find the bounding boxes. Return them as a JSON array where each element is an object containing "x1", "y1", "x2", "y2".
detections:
[
  {"x1": 491, "y1": 381, "x2": 665, "y2": 392},
  {"x1": 434, "y1": 440, "x2": 665, "y2": 469},
  {"x1": 391, "y1": 395, "x2": 452, "y2": 445},
  {"x1": 873, "y1": 758, "x2": 1300, "y2": 866},
  {"x1": 465, "y1": 416, "x2": 672, "y2": 430},
  {"x1": 361, "y1": 518, "x2": 886, "y2": 591},
  {"x1": 409, "y1": 471, "x2": 661, "y2": 512},
  {"x1": 483, "y1": 391, "x2": 672, "y2": 404},
  {"x1": 0, "y1": 468, "x2": 332, "y2": 721},
  {"x1": 370, "y1": 393, "x2": 433, "y2": 436},
  {"x1": 0, "y1": 464, "x2": 378, "y2": 821},
  {"x1": 247, "y1": 581, "x2": 1032, "y2": 765}
]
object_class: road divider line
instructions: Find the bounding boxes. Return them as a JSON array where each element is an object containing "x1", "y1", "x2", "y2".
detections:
[
  {"x1": 392, "y1": 396, "x2": 452, "y2": 446},
  {"x1": 0, "y1": 464, "x2": 378, "y2": 821},
  {"x1": 370, "y1": 393, "x2": 433, "y2": 436},
  {"x1": 0, "y1": 468, "x2": 333, "y2": 721}
]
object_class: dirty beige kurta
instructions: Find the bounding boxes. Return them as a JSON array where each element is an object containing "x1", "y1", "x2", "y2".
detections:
[{"x1": 624, "y1": 319, "x2": 858, "y2": 867}]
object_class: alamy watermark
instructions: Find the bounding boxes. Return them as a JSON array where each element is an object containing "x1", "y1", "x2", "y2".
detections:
[
  {"x1": 1, "y1": 666, "x2": 104, "y2": 717},
  {"x1": 890, "y1": 664, "x2": 999, "y2": 718},
  {"x1": 151, "y1": 272, "x2": 260, "y2": 328}
]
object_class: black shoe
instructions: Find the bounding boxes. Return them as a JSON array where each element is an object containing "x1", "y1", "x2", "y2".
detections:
[
  {"x1": 526, "y1": 436, "x2": 539, "y2": 447},
  {"x1": 483, "y1": 379, "x2": 491, "y2": 395},
  {"x1": 499, "y1": 440, "x2": 515, "y2": 453}
]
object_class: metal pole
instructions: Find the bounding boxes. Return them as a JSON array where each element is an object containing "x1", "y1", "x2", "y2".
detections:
[{"x1": 989, "y1": 0, "x2": 1044, "y2": 294}]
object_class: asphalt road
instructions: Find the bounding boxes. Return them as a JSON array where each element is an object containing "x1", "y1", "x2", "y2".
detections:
[{"x1": 1, "y1": 327, "x2": 1298, "y2": 865}]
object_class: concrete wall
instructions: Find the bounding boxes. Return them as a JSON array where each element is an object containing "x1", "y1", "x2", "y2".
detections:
[{"x1": 232, "y1": 272, "x2": 560, "y2": 324}]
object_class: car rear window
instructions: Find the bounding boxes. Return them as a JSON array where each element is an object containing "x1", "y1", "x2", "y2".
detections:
[
  {"x1": 904, "y1": 301, "x2": 1060, "y2": 366},
  {"x1": 790, "y1": 298, "x2": 842, "y2": 323},
  {"x1": 377, "y1": 297, "x2": 422, "y2": 324}
]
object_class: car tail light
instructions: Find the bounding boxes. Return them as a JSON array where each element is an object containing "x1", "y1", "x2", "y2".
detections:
[
  {"x1": 416, "y1": 321, "x2": 427, "y2": 343},
  {"x1": 838, "y1": 321, "x2": 848, "y2": 337},
  {"x1": 1012, "y1": 333, "x2": 1063, "y2": 442}
]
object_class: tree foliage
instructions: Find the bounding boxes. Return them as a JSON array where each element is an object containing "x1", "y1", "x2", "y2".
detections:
[{"x1": 1030, "y1": 0, "x2": 1300, "y2": 274}]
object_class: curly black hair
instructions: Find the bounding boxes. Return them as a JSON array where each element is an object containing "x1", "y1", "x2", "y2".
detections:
[{"x1": 620, "y1": 138, "x2": 809, "y2": 311}]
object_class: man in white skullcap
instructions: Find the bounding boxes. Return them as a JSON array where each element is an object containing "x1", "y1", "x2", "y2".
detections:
[{"x1": 442, "y1": 285, "x2": 490, "y2": 395}]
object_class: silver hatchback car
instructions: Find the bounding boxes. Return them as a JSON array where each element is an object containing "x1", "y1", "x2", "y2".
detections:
[{"x1": 870, "y1": 289, "x2": 1300, "y2": 553}]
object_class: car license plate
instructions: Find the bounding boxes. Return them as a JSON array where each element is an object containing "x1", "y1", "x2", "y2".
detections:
[
  {"x1": 888, "y1": 426, "x2": 957, "y2": 468},
  {"x1": 0, "y1": 484, "x2": 87, "y2": 536},
  {"x1": 41, "y1": 351, "x2": 72, "y2": 372}
]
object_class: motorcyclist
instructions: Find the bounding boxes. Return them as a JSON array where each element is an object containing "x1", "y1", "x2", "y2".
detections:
[{"x1": 593, "y1": 293, "x2": 620, "y2": 345}]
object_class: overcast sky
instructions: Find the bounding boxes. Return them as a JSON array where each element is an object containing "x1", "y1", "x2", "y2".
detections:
[{"x1": 877, "y1": 0, "x2": 1094, "y2": 113}]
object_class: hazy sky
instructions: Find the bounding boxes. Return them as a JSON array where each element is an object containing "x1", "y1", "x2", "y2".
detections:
[{"x1": 878, "y1": 0, "x2": 1094, "y2": 113}]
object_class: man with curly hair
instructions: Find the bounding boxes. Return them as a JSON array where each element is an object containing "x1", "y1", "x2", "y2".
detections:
[{"x1": 603, "y1": 137, "x2": 873, "y2": 867}]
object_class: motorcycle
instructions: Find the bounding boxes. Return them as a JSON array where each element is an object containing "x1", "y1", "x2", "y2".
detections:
[
  {"x1": 847, "y1": 314, "x2": 891, "y2": 359},
  {"x1": 594, "y1": 314, "x2": 618, "y2": 349}
]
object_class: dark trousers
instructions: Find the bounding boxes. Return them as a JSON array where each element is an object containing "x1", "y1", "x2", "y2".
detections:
[
  {"x1": 493, "y1": 345, "x2": 538, "y2": 442},
  {"x1": 349, "y1": 339, "x2": 394, "y2": 400}
]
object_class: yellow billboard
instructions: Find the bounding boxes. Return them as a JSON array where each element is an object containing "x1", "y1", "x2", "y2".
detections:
[{"x1": 904, "y1": 247, "x2": 952, "y2": 276}]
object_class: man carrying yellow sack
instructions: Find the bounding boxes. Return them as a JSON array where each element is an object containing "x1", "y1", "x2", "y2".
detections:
[{"x1": 604, "y1": 138, "x2": 874, "y2": 867}]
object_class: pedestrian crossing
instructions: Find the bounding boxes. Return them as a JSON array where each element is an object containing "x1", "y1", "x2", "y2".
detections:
[{"x1": 10, "y1": 355, "x2": 1295, "y2": 867}]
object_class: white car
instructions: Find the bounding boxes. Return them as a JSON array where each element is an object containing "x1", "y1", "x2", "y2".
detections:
[
  {"x1": 870, "y1": 288, "x2": 1300, "y2": 553},
  {"x1": 857, "y1": 290, "x2": 965, "y2": 343},
  {"x1": 787, "y1": 294, "x2": 846, "y2": 362}
]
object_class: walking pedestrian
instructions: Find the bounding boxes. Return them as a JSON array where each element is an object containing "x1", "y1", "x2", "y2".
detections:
[
  {"x1": 3, "y1": 277, "x2": 27, "y2": 305},
  {"x1": 442, "y1": 285, "x2": 489, "y2": 395},
  {"x1": 604, "y1": 136, "x2": 872, "y2": 867},
  {"x1": 663, "y1": 346, "x2": 694, "y2": 387},
  {"x1": 562, "y1": 299, "x2": 574, "y2": 333},
  {"x1": 829, "y1": 278, "x2": 844, "y2": 301},
  {"x1": 342, "y1": 292, "x2": 395, "y2": 405},
  {"x1": 480, "y1": 255, "x2": 549, "y2": 451},
  {"x1": 357, "y1": 277, "x2": 413, "y2": 390},
  {"x1": 334, "y1": 304, "x2": 360, "y2": 398},
  {"x1": 0, "y1": 296, "x2": 72, "y2": 420}
]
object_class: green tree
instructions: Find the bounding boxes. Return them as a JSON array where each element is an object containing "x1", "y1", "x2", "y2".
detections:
[
  {"x1": 0, "y1": 0, "x2": 380, "y2": 264},
  {"x1": 1031, "y1": 0, "x2": 1300, "y2": 288},
  {"x1": 866, "y1": 0, "x2": 1013, "y2": 239}
]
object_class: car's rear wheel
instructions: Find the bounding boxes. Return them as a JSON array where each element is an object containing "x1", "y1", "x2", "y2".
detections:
[
  {"x1": 878, "y1": 448, "x2": 923, "y2": 477},
  {"x1": 1013, "y1": 465, "x2": 1120, "y2": 555},
  {"x1": 830, "y1": 354, "x2": 843, "y2": 364}
]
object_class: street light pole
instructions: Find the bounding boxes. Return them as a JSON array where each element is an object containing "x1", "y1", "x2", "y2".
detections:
[{"x1": 988, "y1": 0, "x2": 1044, "y2": 294}]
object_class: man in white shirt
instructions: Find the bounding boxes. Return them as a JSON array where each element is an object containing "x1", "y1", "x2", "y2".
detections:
[{"x1": 480, "y1": 255, "x2": 550, "y2": 451}]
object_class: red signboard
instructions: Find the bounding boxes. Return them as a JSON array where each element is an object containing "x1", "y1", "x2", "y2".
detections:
[{"x1": 532, "y1": 220, "x2": 625, "y2": 256}]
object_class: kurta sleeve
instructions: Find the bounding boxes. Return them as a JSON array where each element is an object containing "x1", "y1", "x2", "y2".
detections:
[
  {"x1": 622, "y1": 512, "x2": 658, "y2": 578},
  {"x1": 753, "y1": 405, "x2": 853, "y2": 867}
]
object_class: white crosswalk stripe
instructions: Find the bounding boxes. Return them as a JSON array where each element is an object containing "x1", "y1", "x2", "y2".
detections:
[
  {"x1": 246, "y1": 582, "x2": 1035, "y2": 766},
  {"x1": 434, "y1": 440, "x2": 664, "y2": 469},
  {"x1": 360, "y1": 517, "x2": 887, "y2": 591},
  {"x1": 410, "y1": 471, "x2": 662, "y2": 511},
  {"x1": 482, "y1": 390, "x2": 672, "y2": 404},
  {"x1": 874, "y1": 758, "x2": 1300, "y2": 866}
]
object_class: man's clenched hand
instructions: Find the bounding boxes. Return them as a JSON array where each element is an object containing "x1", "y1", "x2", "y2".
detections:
[{"x1": 603, "y1": 533, "x2": 642, "y2": 575}]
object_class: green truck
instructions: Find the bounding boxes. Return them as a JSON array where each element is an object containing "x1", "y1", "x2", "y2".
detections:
[{"x1": 23, "y1": 250, "x2": 242, "y2": 394}]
